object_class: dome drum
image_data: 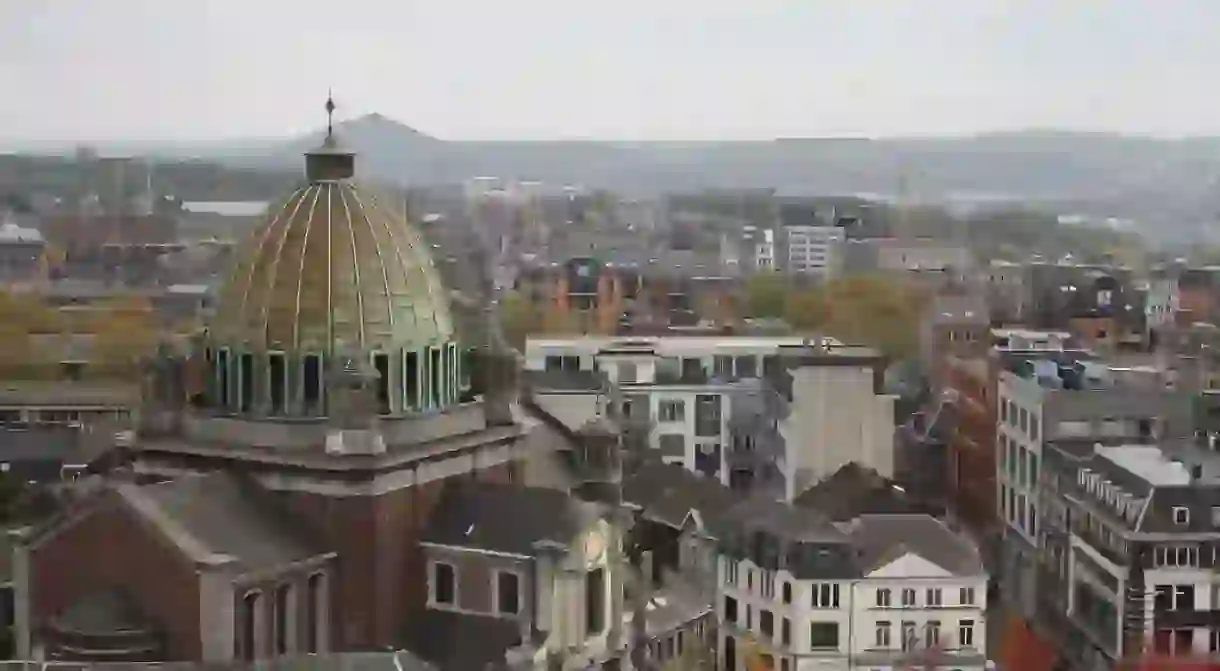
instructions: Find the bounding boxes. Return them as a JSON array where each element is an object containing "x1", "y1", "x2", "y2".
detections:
[{"x1": 204, "y1": 343, "x2": 473, "y2": 419}]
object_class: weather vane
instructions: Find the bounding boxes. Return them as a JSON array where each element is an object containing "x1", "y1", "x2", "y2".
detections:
[{"x1": 325, "y1": 90, "x2": 336, "y2": 139}]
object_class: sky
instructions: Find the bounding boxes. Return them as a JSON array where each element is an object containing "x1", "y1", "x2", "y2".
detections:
[{"x1": 1, "y1": 0, "x2": 1219, "y2": 142}]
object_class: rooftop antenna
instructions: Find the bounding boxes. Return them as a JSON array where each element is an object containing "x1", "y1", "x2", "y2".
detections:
[{"x1": 325, "y1": 90, "x2": 336, "y2": 139}]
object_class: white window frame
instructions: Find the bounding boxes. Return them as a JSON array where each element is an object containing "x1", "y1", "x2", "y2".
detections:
[
  {"x1": 1173, "y1": 507, "x2": 1190, "y2": 525},
  {"x1": 429, "y1": 560, "x2": 459, "y2": 608},
  {"x1": 493, "y1": 568, "x2": 523, "y2": 616}
]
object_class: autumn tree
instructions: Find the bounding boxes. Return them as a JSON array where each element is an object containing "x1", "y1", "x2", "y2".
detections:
[
  {"x1": 743, "y1": 272, "x2": 791, "y2": 319},
  {"x1": 90, "y1": 296, "x2": 160, "y2": 374},
  {"x1": 499, "y1": 291, "x2": 545, "y2": 350}
]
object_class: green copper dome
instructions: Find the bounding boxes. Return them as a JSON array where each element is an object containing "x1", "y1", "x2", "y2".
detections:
[{"x1": 204, "y1": 118, "x2": 464, "y2": 419}]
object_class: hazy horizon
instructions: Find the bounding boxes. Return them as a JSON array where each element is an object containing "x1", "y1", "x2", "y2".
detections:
[{"x1": 4, "y1": 0, "x2": 1220, "y2": 143}]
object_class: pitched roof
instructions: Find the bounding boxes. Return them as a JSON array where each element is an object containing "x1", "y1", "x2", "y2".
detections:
[
  {"x1": 421, "y1": 481, "x2": 600, "y2": 556},
  {"x1": 793, "y1": 462, "x2": 931, "y2": 521},
  {"x1": 621, "y1": 459, "x2": 739, "y2": 531},
  {"x1": 407, "y1": 608, "x2": 542, "y2": 671},
  {"x1": 116, "y1": 471, "x2": 326, "y2": 573},
  {"x1": 843, "y1": 514, "x2": 984, "y2": 576}
]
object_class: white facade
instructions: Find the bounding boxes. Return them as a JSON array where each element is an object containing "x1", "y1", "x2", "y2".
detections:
[
  {"x1": 717, "y1": 545, "x2": 988, "y2": 670},
  {"x1": 756, "y1": 228, "x2": 777, "y2": 271},
  {"x1": 785, "y1": 226, "x2": 843, "y2": 278},
  {"x1": 525, "y1": 336, "x2": 896, "y2": 498}
]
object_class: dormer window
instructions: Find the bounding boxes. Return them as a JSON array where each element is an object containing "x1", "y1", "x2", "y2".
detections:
[
  {"x1": 1173, "y1": 507, "x2": 1190, "y2": 526},
  {"x1": 495, "y1": 570, "x2": 521, "y2": 615}
]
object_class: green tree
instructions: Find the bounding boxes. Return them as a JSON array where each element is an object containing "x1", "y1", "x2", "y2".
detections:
[
  {"x1": 743, "y1": 272, "x2": 790, "y2": 319},
  {"x1": 499, "y1": 291, "x2": 544, "y2": 350}
]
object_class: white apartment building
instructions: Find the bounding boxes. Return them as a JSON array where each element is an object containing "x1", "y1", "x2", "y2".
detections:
[
  {"x1": 785, "y1": 226, "x2": 843, "y2": 278},
  {"x1": 716, "y1": 507, "x2": 989, "y2": 671},
  {"x1": 756, "y1": 228, "x2": 777, "y2": 271},
  {"x1": 524, "y1": 336, "x2": 895, "y2": 500}
]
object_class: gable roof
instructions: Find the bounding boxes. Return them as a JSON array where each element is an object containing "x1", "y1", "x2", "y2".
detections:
[
  {"x1": 421, "y1": 480, "x2": 601, "y2": 556},
  {"x1": 843, "y1": 514, "x2": 984, "y2": 576},
  {"x1": 115, "y1": 471, "x2": 327, "y2": 574},
  {"x1": 621, "y1": 459, "x2": 739, "y2": 532},
  {"x1": 793, "y1": 462, "x2": 931, "y2": 521}
]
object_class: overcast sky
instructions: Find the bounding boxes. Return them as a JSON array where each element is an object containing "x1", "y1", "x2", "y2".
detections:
[{"x1": 1, "y1": 0, "x2": 1217, "y2": 142}]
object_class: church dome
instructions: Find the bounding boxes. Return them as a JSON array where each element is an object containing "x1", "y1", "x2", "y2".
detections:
[{"x1": 204, "y1": 98, "x2": 464, "y2": 419}]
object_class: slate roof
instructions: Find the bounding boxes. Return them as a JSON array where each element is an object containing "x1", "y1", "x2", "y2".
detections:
[
  {"x1": 421, "y1": 480, "x2": 601, "y2": 556},
  {"x1": 0, "y1": 426, "x2": 85, "y2": 462},
  {"x1": 117, "y1": 471, "x2": 326, "y2": 573},
  {"x1": 843, "y1": 514, "x2": 984, "y2": 576},
  {"x1": 407, "y1": 609, "x2": 542, "y2": 671},
  {"x1": 621, "y1": 459, "x2": 739, "y2": 531},
  {"x1": 793, "y1": 462, "x2": 931, "y2": 521}
]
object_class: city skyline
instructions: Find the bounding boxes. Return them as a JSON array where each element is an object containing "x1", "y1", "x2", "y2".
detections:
[{"x1": 3, "y1": 0, "x2": 1220, "y2": 143}]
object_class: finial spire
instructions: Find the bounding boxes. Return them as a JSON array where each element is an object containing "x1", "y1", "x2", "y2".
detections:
[{"x1": 325, "y1": 91, "x2": 336, "y2": 139}]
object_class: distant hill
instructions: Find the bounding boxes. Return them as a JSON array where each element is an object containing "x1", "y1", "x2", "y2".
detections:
[{"x1": 12, "y1": 114, "x2": 1220, "y2": 243}]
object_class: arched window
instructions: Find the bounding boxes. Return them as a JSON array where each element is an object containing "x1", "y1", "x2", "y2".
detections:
[
  {"x1": 273, "y1": 583, "x2": 292, "y2": 655},
  {"x1": 373, "y1": 352, "x2": 391, "y2": 414},
  {"x1": 305, "y1": 572, "x2": 327, "y2": 654},
  {"x1": 268, "y1": 352, "x2": 286, "y2": 415},
  {"x1": 303, "y1": 354, "x2": 322, "y2": 414},
  {"x1": 239, "y1": 590, "x2": 262, "y2": 661}
]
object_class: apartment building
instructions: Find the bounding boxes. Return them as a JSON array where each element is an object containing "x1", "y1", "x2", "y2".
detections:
[
  {"x1": 995, "y1": 350, "x2": 1195, "y2": 624},
  {"x1": 716, "y1": 500, "x2": 989, "y2": 670},
  {"x1": 1040, "y1": 439, "x2": 1220, "y2": 670},
  {"x1": 784, "y1": 225, "x2": 844, "y2": 279},
  {"x1": 524, "y1": 336, "x2": 895, "y2": 501}
]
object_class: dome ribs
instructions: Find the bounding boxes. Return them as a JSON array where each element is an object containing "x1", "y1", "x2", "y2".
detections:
[
  {"x1": 336, "y1": 185, "x2": 367, "y2": 351},
  {"x1": 290, "y1": 185, "x2": 323, "y2": 353},
  {"x1": 346, "y1": 187, "x2": 398, "y2": 343},
  {"x1": 261, "y1": 186, "x2": 318, "y2": 352}
]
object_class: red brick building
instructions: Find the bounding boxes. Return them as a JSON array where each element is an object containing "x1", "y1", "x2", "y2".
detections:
[{"x1": 13, "y1": 123, "x2": 537, "y2": 664}]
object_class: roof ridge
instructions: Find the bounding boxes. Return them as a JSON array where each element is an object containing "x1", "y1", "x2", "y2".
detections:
[{"x1": 113, "y1": 482, "x2": 235, "y2": 567}]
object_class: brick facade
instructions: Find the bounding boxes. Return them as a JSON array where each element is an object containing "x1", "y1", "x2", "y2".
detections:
[{"x1": 29, "y1": 493, "x2": 203, "y2": 660}]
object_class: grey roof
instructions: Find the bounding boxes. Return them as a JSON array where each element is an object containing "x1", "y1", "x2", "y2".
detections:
[
  {"x1": 0, "y1": 426, "x2": 85, "y2": 462},
  {"x1": 407, "y1": 609, "x2": 542, "y2": 671},
  {"x1": 522, "y1": 369, "x2": 607, "y2": 393},
  {"x1": 793, "y1": 462, "x2": 931, "y2": 521},
  {"x1": 0, "y1": 381, "x2": 139, "y2": 407},
  {"x1": 621, "y1": 459, "x2": 739, "y2": 531},
  {"x1": 722, "y1": 497, "x2": 847, "y2": 544},
  {"x1": 421, "y1": 481, "x2": 600, "y2": 556},
  {"x1": 842, "y1": 514, "x2": 984, "y2": 576},
  {"x1": 117, "y1": 472, "x2": 326, "y2": 573}
]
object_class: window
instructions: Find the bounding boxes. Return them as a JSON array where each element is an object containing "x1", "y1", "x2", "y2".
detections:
[
  {"x1": 1213, "y1": 507, "x2": 1220, "y2": 527},
  {"x1": 1174, "y1": 507, "x2": 1190, "y2": 525},
  {"x1": 760, "y1": 571, "x2": 775, "y2": 599},
  {"x1": 404, "y1": 351, "x2": 419, "y2": 409},
  {"x1": 746, "y1": 605, "x2": 752, "y2": 629},
  {"x1": 959, "y1": 619, "x2": 975, "y2": 648},
  {"x1": 747, "y1": 569, "x2": 754, "y2": 591},
  {"x1": 239, "y1": 590, "x2": 261, "y2": 661},
  {"x1": 811, "y1": 583, "x2": 840, "y2": 608},
  {"x1": 239, "y1": 352, "x2": 254, "y2": 413},
  {"x1": 781, "y1": 617, "x2": 791, "y2": 646},
  {"x1": 760, "y1": 610, "x2": 774, "y2": 638},
  {"x1": 373, "y1": 352, "x2": 390, "y2": 414},
  {"x1": 901, "y1": 621, "x2": 917, "y2": 651},
  {"x1": 926, "y1": 588, "x2": 943, "y2": 607},
  {"x1": 876, "y1": 588, "x2": 892, "y2": 608},
  {"x1": 659, "y1": 399, "x2": 686, "y2": 422},
  {"x1": 925, "y1": 620, "x2": 941, "y2": 647},
  {"x1": 875, "y1": 621, "x2": 892, "y2": 648},
  {"x1": 274, "y1": 584, "x2": 291, "y2": 655},
  {"x1": 782, "y1": 582, "x2": 792, "y2": 604},
  {"x1": 809, "y1": 622, "x2": 839, "y2": 649},
  {"x1": 586, "y1": 567, "x2": 606, "y2": 634},
  {"x1": 725, "y1": 560, "x2": 738, "y2": 586},
  {"x1": 268, "y1": 352, "x2": 286, "y2": 414},
  {"x1": 959, "y1": 587, "x2": 975, "y2": 606},
  {"x1": 1030, "y1": 415, "x2": 1040, "y2": 441},
  {"x1": 305, "y1": 573, "x2": 324, "y2": 654},
  {"x1": 1154, "y1": 545, "x2": 1200, "y2": 568},
  {"x1": 303, "y1": 353, "x2": 322, "y2": 410},
  {"x1": 432, "y1": 562, "x2": 456, "y2": 605},
  {"x1": 724, "y1": 596, "x2": 738, "y2": 623},
  {"x1": 496, "y1": 571, "x2": 520, "y2": 615},
  {"x1": 901, "y1": 588, "x2": 916, "y2": 607}
]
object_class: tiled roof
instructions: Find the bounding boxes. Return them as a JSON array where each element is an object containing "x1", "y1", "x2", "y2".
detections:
[
  {"x1": 421, "y1": 480, "x2": 600, "y2": 556},
  {"x1": 842, "y1": 514, "x2": 984, "y2": 576},
  {"x1": 407, "y1": 609, "x2": 541, "y2": 671},
  {"x1": 621, "y1": 459, "x2": 739, "y2": 531},
  {"x1": 792, "y1": 462, "x2": 929, "y2": 521},
  {"x1": 117, "y1": 472, "x2": 326, "y2": 573}
]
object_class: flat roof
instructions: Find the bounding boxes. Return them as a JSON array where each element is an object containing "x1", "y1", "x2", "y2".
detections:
[{"x1": 1098, "y1": 445, "x2": 1191, "y2": 486}]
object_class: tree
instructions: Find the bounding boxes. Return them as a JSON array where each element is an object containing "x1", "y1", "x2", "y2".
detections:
[
  {"x1": 91, "y1": 296, "x2": 160, "y2": 371},
  {"x1": 783, "y1": 287, "x2": 830, "y2": 330},
  {"x1": 743, "y1": 272, "x2": 790, "y2": 319},
  {"x1": 499, "y1": 291, "x2": 545, "y2": 350}
]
